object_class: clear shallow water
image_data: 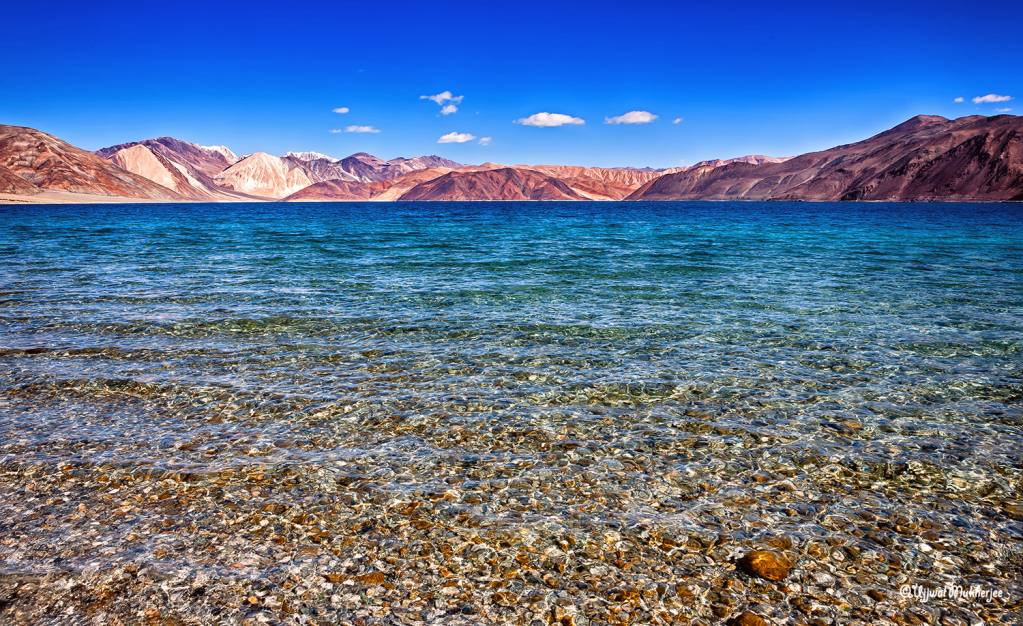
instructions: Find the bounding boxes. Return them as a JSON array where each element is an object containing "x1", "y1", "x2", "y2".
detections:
[{"x1": 0, "y1": 202, "x2": 1021, "y2": 625}]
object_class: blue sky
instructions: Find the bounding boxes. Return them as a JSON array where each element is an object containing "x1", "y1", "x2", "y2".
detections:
[{"x1": 2, "y1": 0, "x2": 1019, "y2": 168}]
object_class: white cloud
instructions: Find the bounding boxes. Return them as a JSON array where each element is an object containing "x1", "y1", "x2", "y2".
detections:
[
  {"x1": 973, "y1": 94, "x2": 1012, "y2": 104},
  {"x1": 441, "y1": 104, "x2": 458, "y2": 115},
  {"x1": 953, "y1": 97, "x2": 964, "y2": 103},
  {"x1": 604, "y1": 110, "x2": 658, "y2": 125},
  {"x1": 438, "y1": 132, "x2": 476, "y2": 143},
  {"x1": 421, "y1": 91, "x2": 464, "y2": 105},
  {"x1": 332, "y1": 107, "x2": 349, "y2": 114},
  {"x1": 514, "y1": 112, "x2": 585, "y2": 127},
  {"x1": 996, "y1": 108, "x2": 1013, "y2": 112},
  {"x1": 329, "y1": 129, "x2": 344, "y2": 133},
  {"x1": 478, "y1": 137, "x2": 492, "y2": 146},
  {"x1": 673, "y1": 118, "x2": 683, "y2": 124},
  {"x1": 345, "y1": 125, "x2": 380, "y2": 133}
]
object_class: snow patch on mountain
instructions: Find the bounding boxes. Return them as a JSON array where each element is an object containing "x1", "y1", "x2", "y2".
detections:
[
  {"x1": 285, "y1": 151, "x2": 338, "y2": 162},
  {"x1": 200, "y1": 145, "x2": 241, "y2": 164}
]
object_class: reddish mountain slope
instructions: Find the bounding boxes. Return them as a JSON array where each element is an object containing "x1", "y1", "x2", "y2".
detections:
[
  {"x1": 383, "y1": 155, "x2": 462, "y2": 178},
  {"x1": 287, "y1": 156, "x2": 360, "y2": 184},
  {"x1": 288, "y1": 152, "x2": 463, "y2": 184},
  {"x1": 91, "y1": 137, "x2": 465, "y2": 199},
  {"x1": 629, "y1": 115, "x2": 1023, "y2": 201},
  {"x1": 398, "y1": 168, "x2": 586, "y2": 201},
  {"x1": 518, "y1": 165, "x2": 662, "y2": 200},
  {"x1": 0, "y1": 164, "x2": 40, "y2": 193},
  {"x1": 524, "y1": 164, "x2": 662, "y2": 187},
  {"x1": 557, "y1": 177, "x2": 634, "y2": 201},
  {"x1": 282, "y1": 167, "x2": 461, "y2": 202},
  {"x1": 106, "y1": 144, "x2": 224, "y2": 201},
  {"x1": 96, "y1": 137, "x2": 259, "y2": 200},
  {"x1": 0, "y1": 125, "x2": 184, "y2": 200},
  {"x1": 96, "y1": 137, "x2": 239, "y2": 178},
  {"x1": 371, "y1": 168, "x2": 456, "y2": 201},
  {"x1": 283, "y1": 179, "x2": 394, "y2": 201}
]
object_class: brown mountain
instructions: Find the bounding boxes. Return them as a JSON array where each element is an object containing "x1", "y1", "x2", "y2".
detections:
[
  {"x1": 382, "y1": 155, "x2": 462, "y2": 178},
  {"x1": 629, "y1": 115, "x2": 1023, "y2": 201},
  {"x1": 285, "y1": 169, "x2": 707, "y2": 203},
  {"x1": 557, "y1": 176, "x2": 635, "y2": 201},
  {"x1": 286, "y1": 156, "x2": 360, "y2": 184},
  {"x1": 285, "y1": 152, "x2": 463, "y2": 184},
  {"x1": 93, "y1": 136, "x2": 462, "y2": 199},
  {"x1": 1, "y1": 124, "x2": 184, "y2": 200},
  {"x1": 398, "y1": 167, "x2": 586, "y2": 201},
  {"x1": 696, "y1": 155, "x2": 793, "y2": 168},
  {"x1": 0, "y1": 163, "x2": 40, "y2": 193},
  {"x1": 283, "y1": 178, "x2": 394, "y2": 201},
  {"x1": 212, "y1": 153, "x2": 318, "y2": 199},
  {"x1": 282, "y1": 167, "x2": 460, "y2": 202},
  {"x1": 372, "y1": 168, "x2": 456, "y2": 200},
  {"x1": 95, "y1": 137, "x2": 239, "y2": 178},
  {"x1": 516, "y1": 165, "x2": 662, "y2": 200},
  {"x1": 659, "y1": 155, "x2": 794, "y2": 175},
  {"x1": 522, "y1": 164, "x2": 662, "y2": 187},
  {"x1": 96, "y1": 137, "x2": 261, "y2": 201},
  {"x1": 105, "y1": 144, "x2": 235, "y2": 201},
  {"x1": 455, "y1": 162, "x2": 509, "y2": 172},
  {"x1": 332, "y1": 153, "x2": 462, "y2": 182}
]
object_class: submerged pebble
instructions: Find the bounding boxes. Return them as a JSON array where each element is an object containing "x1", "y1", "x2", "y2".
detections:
[{"x1": 737, "y1": 550, "x2": 793, "y2": 582}]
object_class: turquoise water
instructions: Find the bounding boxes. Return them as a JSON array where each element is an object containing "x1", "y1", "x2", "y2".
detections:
[{"x1": 1, "y1": 201, "x2": 1021, "y2": 623}]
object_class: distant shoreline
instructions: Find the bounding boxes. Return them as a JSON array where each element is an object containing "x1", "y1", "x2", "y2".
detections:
[{"x1": 3, "y1": 194, "x2": 1018, "y2": 205}]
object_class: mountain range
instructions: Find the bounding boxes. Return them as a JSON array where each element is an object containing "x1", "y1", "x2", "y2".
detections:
[
  {"x1": 1, "y1": 114, "x2": 1020, "y2": 203},
  {"x1": 629, "y1": 115, "x2": 1023, "y2": 202},
  {"x1": 1, "y1": 126, "x2": 185, "y2": 201}
]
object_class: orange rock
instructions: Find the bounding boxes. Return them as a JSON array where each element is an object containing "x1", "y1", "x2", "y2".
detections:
[
  {"x1": 730, "y1": 613, "x2": 767, "y2": 626},
  {"x1": 737, "y1": 550, "x2": 793, "y2": 581},
  {"x1": 355, "y1": 572, "x2": 387, "y2": 584}
]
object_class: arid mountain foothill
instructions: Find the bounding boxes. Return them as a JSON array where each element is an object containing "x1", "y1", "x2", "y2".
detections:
[
  {"x1": 1, "y1": 125, "x2": 185, "y2": 201},
  {"x1": 628, "y1": 115, "x2": 1023, "y2": 202},
  {"x1": 1, "y1": 114, "x2": 1021, "y2": 203}
]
